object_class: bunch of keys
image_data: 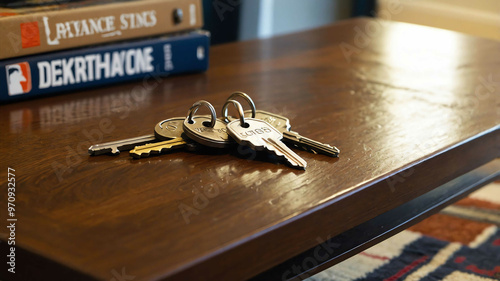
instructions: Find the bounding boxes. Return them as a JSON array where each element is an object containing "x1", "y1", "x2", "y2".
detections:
[{"x1": 88, "y1": 92, "x2": 340, "y2": 170}]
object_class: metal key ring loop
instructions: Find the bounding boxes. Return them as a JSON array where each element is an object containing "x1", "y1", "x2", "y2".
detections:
[
  {"x1": 222, "y1": 100, "x2": 246, "y2": 127},
  {"x1": 186, "y1": 100, "x2": 217, "y2": 128},
  {"x1": 223, "y1": 91, "x2": 256, "y2": 122}
]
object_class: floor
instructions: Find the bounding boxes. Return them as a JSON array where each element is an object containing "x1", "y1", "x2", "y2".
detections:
[{"x1": 307, "y1": 181, "x2": 500, "y2": 281}]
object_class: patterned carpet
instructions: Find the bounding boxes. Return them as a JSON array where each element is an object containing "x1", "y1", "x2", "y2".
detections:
[{"x1": 307, "y1": 182, "x2": 500, "y2": 281}]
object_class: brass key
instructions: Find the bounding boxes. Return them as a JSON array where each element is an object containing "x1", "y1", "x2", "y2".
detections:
[
  {"x1": 130, "y1": 117, "x2": 199, "y2": 159},
  {"x1": 129, "y1": 138, "x2": 189, "y2": 158}
]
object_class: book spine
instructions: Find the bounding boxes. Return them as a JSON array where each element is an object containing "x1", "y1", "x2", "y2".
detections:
[
  {"x1": 0, "y1": 31, "x2": 209, "y2": 103},
  {"x1": 0, "y1": 0, "x2": 203, "y2": 60}
]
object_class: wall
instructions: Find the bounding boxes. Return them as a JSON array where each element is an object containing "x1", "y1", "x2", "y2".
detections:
[
  {"x1": 378, "y1": 0, "x2": 500, "y2": 41},
  {"x1": 240, "y1": 0, "x2": 351, "y2": 40}
]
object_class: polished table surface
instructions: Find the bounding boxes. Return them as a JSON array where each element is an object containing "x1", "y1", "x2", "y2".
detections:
[{"x1": 0, "y1": 18, "x2": 499, "y2": 281}]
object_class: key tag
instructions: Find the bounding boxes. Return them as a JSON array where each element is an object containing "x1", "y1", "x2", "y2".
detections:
[
  {"x1": 154, "y1": 117, "x2": 187, "y2": 140},
  {"x1": 222, "y1": 91, "x2": 257, "y2": 123},
  {"x1": 183, "y1": 100, "x2": 234, "y2": 148},
  {"x1": 155, "y1": 116, "x2": 208, "y2": 141}
]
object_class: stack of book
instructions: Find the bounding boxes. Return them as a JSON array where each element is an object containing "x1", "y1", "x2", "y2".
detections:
[{"x1": 0, "y1": 0, "x2": 209, "y2": 103}]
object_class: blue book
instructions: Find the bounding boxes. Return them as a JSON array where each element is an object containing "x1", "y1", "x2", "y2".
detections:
[{"x1": 0, "y1": 31, "x2": 210, "y2": 103}]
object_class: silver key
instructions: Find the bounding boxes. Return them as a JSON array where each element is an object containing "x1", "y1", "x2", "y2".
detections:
[
  {"x1": 250, "y1": 110, "x2": 339, "y2": 157},
  {"x1": 227, "y1": 116, "x2": 307, "y2": 170},
  {"x1": 88, "y1": 135, "x2": 158, "y2": 155},
  {"x1": 88, "y1": 117, "x2": 195, "y2": 156},
  {"x1": 130, "y1": 117, "x2": 198, "y2": 158},
  {"x1": 182, "y1": 100, "x2": 235, "y2": 148}
]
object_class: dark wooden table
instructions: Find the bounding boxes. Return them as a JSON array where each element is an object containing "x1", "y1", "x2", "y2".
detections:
[{"x1": 0, "y1": 18, "x2": 499, "y2": 281}]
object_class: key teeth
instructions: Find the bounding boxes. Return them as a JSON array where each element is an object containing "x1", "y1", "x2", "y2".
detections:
[
  {"x1": 129, "y1": 146, "x2": 154, "y2": 158},
  {"x1": 88, "y1": 146, "x2": 114, "y2": 156},
  {"x1": 303, "y1": 146, "x2": 318, "y2": 155},
  {"x1": 272, "y1": 150, "x2": 307, "y2": 169},
  {"x1": 283, "y1": 132, "x2": 340, "y2": 158},
  {"x1": 294, "y1": 142, "x2": 339, "y2": 157},
  {"x1": 130, "y1": 151, "x2": 148, "y2": 159},
  {"x1": 130, "y1": 146, "x2": 176, "y2": 159},
  {"x1": 130, "y1": 148, "x2": 159, "y2": 159},
  {"x1": 269, "y1": 152, "x2": 307, "y2": 169},
  {"x1": 264, "y1": 138, "x2": 307, "y2": 169}
]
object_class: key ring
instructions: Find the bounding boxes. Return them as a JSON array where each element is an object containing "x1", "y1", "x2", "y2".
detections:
[
  {"x1": 222, "y1": 100, "x2": 246, "y2": 127},
  {"x1": 222, "y1": 91, "x2": 256, "y2": 122},
  {"x1": 186, "y1": 100, "x2": 217, "y2": 128}
]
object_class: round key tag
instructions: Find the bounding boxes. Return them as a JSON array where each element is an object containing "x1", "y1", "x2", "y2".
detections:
[
  {"x1": 182, "y1": 100, "x2": 234, "y2": 148},
  {"x1": 154, "y1": 117, "x2": 186, "y2": 140},
  {"x1": 154, "y1": 116, "x2": 210, "y2": 140}
]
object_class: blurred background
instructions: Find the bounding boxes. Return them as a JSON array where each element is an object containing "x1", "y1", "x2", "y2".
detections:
[{"x1": 202, "y1": 0, "x2": 500, "y2": 45}]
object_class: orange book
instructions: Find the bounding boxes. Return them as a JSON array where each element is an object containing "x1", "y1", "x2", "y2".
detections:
[{"x1": 0, "y1": 0, "x2": 203, "y2": 60}]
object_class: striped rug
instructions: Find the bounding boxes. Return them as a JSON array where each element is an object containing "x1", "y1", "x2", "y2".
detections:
[{"x1": 308, "y1": 182, "x2": 500, "y2": 281}]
